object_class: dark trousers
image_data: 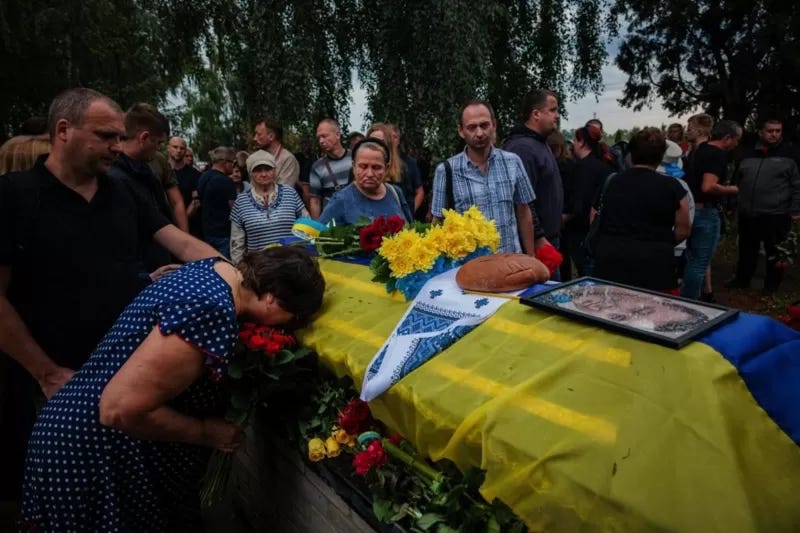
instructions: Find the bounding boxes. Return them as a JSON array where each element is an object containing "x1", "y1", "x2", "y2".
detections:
[
  {"x1": 0, "y1": 359, "x2": 38, "y2": 500},
  {"x1": 734, "y1": 213, "x2": 792, "y2": 291},
  {"x1": 560, "y1": 229, "x2": 594, "y2": 282}
]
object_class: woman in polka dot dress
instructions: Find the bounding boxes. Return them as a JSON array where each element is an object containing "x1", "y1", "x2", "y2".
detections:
[{"x1": 20, "y1": 247, "x2": 325, "y2": 532}]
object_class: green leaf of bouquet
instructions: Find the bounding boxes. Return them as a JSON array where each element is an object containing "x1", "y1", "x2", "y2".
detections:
[
  {"x1": 389, "y1": 503, "x2": 410, "y2": 522},
  {"x1": 415, "y1": 513, "x2": 445, "y2": 531},
  {"x1": 372, "y1": 499, "x2": 395, "y2": 523},
  {"x1": 486, "y1": 515, "x2": 501, "y2": 533},
  {"x1": 434, "y1": 524, "x2": 459, "y2": 533},
  {"x1": 292, "y1": 346, "x2": 312, "y2": 359},
  {"x1": 275, "y1": 349, "x2": 295, "y2": 365},
  {"x1": 490, "y1": 498, "x2": 518, "y2": 526},
  {"x1": 413, "y1": 221, "x2": 431, "y2": 234}
]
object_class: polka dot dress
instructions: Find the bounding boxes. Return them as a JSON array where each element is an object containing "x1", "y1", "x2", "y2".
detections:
[{"x1": 21, "y1": 258, "x2": 238, "y2": 532}]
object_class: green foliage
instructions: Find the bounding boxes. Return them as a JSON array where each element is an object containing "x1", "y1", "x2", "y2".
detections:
[
  {"x1": 0, "y1": 0, "x2": 218, "y2": 135},
  {"x1": 297, "y1": 376, "x2": 354, "y2": 442},
  {"x1": 177, "y1": 65, "x2": 246, "y2": 159},
  {"x1": 1, "y1": 0, "x2": 609, "y2": 159},
  {"x1": 614, "y1": 0, "x2": 800, "y2": 124},
  {"x1": 215, "y1": 0, "x2": 358, "y2": 135},
  {"x1": 355, "y1": 0, "x2": 610, "y2": 155},
  {"x1": 775, "y1": 222, "x2": 800, "y2": 267}
]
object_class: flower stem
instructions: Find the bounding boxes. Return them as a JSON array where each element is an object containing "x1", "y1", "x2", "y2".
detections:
[{"x1": 382, "y1": 439, "x2": 443, "y2": 485}]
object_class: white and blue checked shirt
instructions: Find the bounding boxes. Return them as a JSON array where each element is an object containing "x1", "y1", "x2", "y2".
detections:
[{"x1": 431, "y1": 147, "x2": 536, "y2": 253}]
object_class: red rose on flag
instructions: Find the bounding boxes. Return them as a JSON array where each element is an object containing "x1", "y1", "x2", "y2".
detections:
[
  {"x1": 535, "y1": 243, "x2": 563, "y2": 275},
  {"x1": 353, "y1": 440, "x2": 388, "y2": 476},
  {"x1": 359, "y1": 225, "x2": 385, "y2": 252},
  {"x1": 385, "y1": 215, "x2": 405, "y2": 234},
  {"x1": 338, "y1": 399, "x2": 374, "y2": 435},
  {"x1": 388, "y1": 433, "x2": 404, "y2": 445},
  {"x1": 247, "y1": 334, "x2": 269, "y2": 351}
]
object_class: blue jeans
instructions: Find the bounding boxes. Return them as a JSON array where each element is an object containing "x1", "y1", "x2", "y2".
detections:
[
  {"x1": 680, "y1": 207, "x2": 720, "y2": 299},
  {"x1": 206, "y1": 235, "x2": 231, "y2": 259}
]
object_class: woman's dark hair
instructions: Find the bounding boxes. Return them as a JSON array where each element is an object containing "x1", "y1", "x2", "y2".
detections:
[
  {"x1": 235, "y1": 150, "x2": 250, "y2": 181},
  {"x1": 238, "y1": 247, "x2": 325, "y2": 325},
  {"x1": 546, "y1": 131, "x2": 571, "y2": 160},
  {"x1": 574, "y1": 124, "x2": 615, "y2": 164},
  {"x1": 628, "y1": 128, "x2": 667, "y2": 167}
]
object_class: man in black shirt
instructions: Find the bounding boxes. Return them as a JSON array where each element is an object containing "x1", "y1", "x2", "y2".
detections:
[
  {"x1": 168, "y1": 136, "x2": 203, "y2": 237},
  {"x1": 679, "y1": 120, "x2": 741, "y2": 299},
  {"x1": 0, "y1": 88, "x2": 219, "y2": 498},
  {"x1": 108, "y1": 103, "x2": 175, "y2": 271}
]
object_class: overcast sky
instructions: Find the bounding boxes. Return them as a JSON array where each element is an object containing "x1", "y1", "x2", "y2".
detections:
[{"x1": 348, "y1": 49, "x2": 690, "y2": 134}]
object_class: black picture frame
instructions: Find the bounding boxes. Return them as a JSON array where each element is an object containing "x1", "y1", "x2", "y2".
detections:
[{"x1": 519, "y1": 277, "x2": 739, "y2": 349}]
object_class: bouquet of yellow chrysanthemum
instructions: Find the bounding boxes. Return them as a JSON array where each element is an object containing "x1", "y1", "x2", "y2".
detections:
[{"x1": 370, "y1": 206, "x2": 500, "y2": 300}]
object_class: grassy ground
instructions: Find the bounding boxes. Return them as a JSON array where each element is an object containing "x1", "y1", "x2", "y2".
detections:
[{"x1": 710, "y1": 223, "x2": 799, "y2": 320}]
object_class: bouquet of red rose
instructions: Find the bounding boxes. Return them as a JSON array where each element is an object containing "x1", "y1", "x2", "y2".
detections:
[
  {"x1": 200, "y1": 322, "x2": 314, "y2": 507},
  {"x1": 314, "y1": 215, "x2": 407, "y2": 257}
]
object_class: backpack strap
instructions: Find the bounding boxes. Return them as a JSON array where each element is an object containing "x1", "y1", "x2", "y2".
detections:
[
  {"x1": 596, "y1": 172, "x2": 617, "y2": 216},
  {"x1": 386, "y1": 182, "x2": 402, "y2": 210},
  {"x1": 444, "y1": 160, "x2": 455, "y2": 210}
]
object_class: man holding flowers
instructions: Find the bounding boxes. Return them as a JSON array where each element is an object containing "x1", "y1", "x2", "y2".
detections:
[{"x1": 431, "y1": 100, "x2": 537, "y2": 255}]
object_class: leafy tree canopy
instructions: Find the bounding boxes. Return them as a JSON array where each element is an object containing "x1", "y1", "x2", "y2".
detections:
[
  {"x1": 614, "y1": 0, "x2": 800, "y2": 126},
  {"x1": 1, "y1": 0, "x2": 611, "y2": 157},
  {"x1": 0, "y1": 0, "x2": 218, "y2": 136}
]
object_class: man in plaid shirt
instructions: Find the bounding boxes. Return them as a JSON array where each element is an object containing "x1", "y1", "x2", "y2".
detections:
[{"x1": 431, "y1": 100, "x2": 536, "y2": 254}]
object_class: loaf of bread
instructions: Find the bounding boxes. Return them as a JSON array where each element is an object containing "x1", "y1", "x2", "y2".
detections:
[{"x1": 456, "y1": 253, "x2": 550, "y2": 292}]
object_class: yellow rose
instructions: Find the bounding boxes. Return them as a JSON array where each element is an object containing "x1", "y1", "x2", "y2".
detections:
[
  {"x1": 308, "y1": 438, "x2": 326, "y2": 462},
  {"x1": 325, "y1": 436, "x2": 341, "y2": 457},
  {"x1": 333, "y1": 428, "x2": 351, "y2": 445}
]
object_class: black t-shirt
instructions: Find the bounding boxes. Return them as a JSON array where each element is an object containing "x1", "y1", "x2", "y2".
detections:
[
  {"x1": 197, "y1": 169, "x2": 237, "y2": 238},
  {"x1": 175, "y1": 164, "x2": 201, "y2": 207},
  {"x1": 400, "y1": 155, "x2": 423, "y2": 212},
  {"x1": 592, "y1": 167, "x2": 686, "y2": 290},
  {"x1": 684, "y1": 142, "x2": 728, "y2": 206},
  {"x1": 0, "y1": 157, "x2": 170, "y2": 369},
  {"x1": 565, "y1": 155, "x2": 615, "y2": 233},
  {"x1": 109, "y1": 154, "x2": 174, "y2": 271}
]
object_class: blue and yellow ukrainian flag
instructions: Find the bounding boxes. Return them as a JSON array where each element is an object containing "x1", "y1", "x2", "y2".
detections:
[{"x1": 299, "y1": 260, "x2": 800, "y2": 532}]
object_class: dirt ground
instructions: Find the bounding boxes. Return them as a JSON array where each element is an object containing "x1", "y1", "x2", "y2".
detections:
[{"x1": 711, "y1": 231, "x2": 799, "y2": 321}]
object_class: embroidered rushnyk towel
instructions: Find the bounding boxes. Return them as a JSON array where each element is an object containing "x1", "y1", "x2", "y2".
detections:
[{"x1": 360, "y1": 268, "x2": 520, "y2": 401}]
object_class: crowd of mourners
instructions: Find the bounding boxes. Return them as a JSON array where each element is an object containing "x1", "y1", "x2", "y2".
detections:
[{"x1": 0, "y1": 86, "x2": 798, "y2": 531}]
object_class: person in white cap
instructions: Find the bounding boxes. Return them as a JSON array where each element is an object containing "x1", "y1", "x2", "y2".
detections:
[
  {"x1": 657, "y1": 139, "x2": 695, "y2": 282},
  {"x1": 229, "y1": 149, "x2": 308, "y2": 264}
]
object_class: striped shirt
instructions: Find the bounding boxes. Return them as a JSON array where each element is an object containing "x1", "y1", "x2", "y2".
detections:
[
  {"x1": 308, "y1": 150, "x2": 352, "y2": 204},
  {"x1": 431, "y1": 147, "x2": 535, "y2": 253},
  {"x1": 229, "y1": 185, "x2": 305, "y2": 261}
]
